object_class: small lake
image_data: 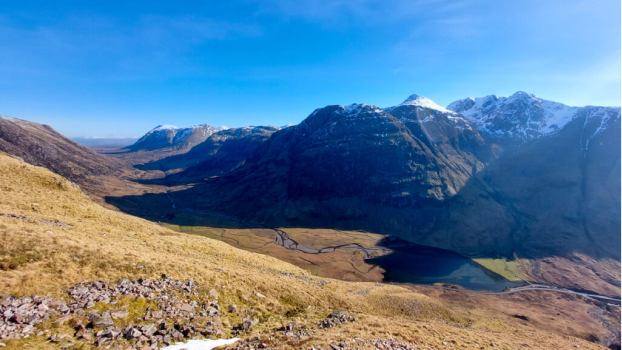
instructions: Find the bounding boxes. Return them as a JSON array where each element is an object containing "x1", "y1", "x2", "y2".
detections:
[{"x1": 365, "y1": 237, "x2": 521, "y2": 291}]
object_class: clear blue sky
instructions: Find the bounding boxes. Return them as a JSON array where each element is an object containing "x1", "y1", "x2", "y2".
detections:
[{"x1": 1, "y1": 0, "x2": 620, "y2": 138}]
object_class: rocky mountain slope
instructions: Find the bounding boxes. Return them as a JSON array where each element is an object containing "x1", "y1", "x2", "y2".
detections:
[
  {"x1": 434, "y1": 105, "x2": 621, "y2": 257},
  {"x1": 145, "y1": 100, "x2": 481, "y2": 236},
  {"x1": 448, "y1": 91, "x2": 582, "y2": 142},
  {"x1": 0, "y1": 116, "x2": 126, "y2": 184},
  {"x1": 136, "y1": 126, "x2": 280, "y2": 185},
  {"x1": 106, "y1": 124, "x2": 227, "y2": 166},
  {"x1": 125, "y1": 124, "x2": 222, "y2": 152},
  {"x1": 1, "y1": 153, "x2": 609, "y2": 349}
]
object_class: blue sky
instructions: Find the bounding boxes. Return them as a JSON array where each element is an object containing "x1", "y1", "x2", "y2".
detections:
[{"x1": 1, "y1": 0, "x2": 620, "y2": 138}]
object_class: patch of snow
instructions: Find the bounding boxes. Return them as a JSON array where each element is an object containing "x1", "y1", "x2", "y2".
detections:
[
  {"x1": 340, "y1": 103, "x2": 386, "y2": 115},
  {"x1": 398, "y1": 94, "x2": 455, "y2": 114},
  {"x1": 580, "y1": 107, "x2": 621, "y2": 151},
  {"x1": 174, "y1": 128, "x2": 194, "y2": 138},
  {"x1": 447, "y1": 91, "x2": 581, "y2": 139},
  {"x1": 160, "y1": 338, "x2": 240, "y2": 350},
  {"x1": 343, "y1": 103, "x2": 365, "y2": 113},
  {"x1": 152, "y1": 125, "x2": 178, "y2": 131}
]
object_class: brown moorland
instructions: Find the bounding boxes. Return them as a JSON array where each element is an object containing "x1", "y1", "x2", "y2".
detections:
[{"x1": 0, "y1": 152, "x2": 614, "y2": 349}]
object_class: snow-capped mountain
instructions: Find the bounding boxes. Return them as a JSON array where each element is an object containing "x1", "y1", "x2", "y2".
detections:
[
  {"x1": 447, "y1": 91, "x2": 584, "y2": 141},
  {"x1": 126, "y1": 124, "x2": 222, "y2": 151},
  {"x1": 385, "y1": 95, "x2": 478, "y2": 144},
  {"x1": 138, "y1": 125, "x2": 281, "y2": 183},
  {"x1": 577, "y1": 106, "x2": 622, "y2": 151},
  {"x1": 398, "y1": 94, "x2": 456, "y2": 114}
]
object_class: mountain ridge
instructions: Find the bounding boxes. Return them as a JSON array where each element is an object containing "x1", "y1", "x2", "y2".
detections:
[
  {"x1": 447, "y1": 91, "x2": 620, "y2": 142},
  {"x1": 0, "y1": 115, "x2": 126, "y2": 184},
  {"x1": 125, "y1": 124, "x2": 224, "y2": 152}
]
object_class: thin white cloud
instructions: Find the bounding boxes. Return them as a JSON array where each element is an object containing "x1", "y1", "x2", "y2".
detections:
[{"x1": 254, "y1": 0, "x2": 480, "y2": 25}]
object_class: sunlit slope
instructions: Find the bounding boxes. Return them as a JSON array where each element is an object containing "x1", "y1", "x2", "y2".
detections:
[{"x1": 0, "y1": 153, "x2": 605, "y2": 349}]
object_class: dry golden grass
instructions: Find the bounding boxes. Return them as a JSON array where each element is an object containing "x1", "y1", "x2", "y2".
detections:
[
  {"x1": 472, "y1": 259, "x2": 533, "y2": 282},
  {"x1": 277, "y1": 228, "x2": 385, "y2": 250},
  {"x1": 0, "y1": 153, "x2": 608, "y2": 349},
  {"x1": 163, "y1": 221, "x2": 386, "y2": 282}
]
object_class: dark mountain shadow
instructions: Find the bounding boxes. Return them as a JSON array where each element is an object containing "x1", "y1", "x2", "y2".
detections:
[
  {"x1": 105, "y1": 191, "x2": 250, "y2": 229},
  {"x1": 104, "y1": 187, "x2": 521, "y2": 290},
  {"x1": 132, "y1": 176, "x2": 171, "y2": 186}
]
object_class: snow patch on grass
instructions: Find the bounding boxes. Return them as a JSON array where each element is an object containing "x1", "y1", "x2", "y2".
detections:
[{"x1": 160, "y1": 338, "x2": 240, "y2": 350}]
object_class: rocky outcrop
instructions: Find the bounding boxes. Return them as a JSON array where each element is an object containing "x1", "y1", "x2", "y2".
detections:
[{"x1": 0, "y1": 277, "x2": 225, "y2": 348}]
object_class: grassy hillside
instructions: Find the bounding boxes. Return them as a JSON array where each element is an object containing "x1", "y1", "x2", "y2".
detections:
[{"x1": 0, "y1": 152, "x2": 607, "y2": 349}]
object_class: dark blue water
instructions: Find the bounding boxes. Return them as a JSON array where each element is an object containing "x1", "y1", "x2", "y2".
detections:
[{"x1": 365, "y1": 237, "x2": 521, "y2": 291}]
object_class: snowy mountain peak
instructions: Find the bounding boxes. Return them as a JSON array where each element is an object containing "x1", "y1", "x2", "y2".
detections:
[
  {"x1": 399, "y1": 94, "x2": 455, "y2": 114},
  {"x1": 128, "y1": 124, "x2": 220, "y2": 151},
  {"x1": 402, "y1": 94, "x2": 421, "y2": 102},
  {"x1": 340, "y1": 103, "x2": 386, "y2": 115},
  {"x1": 509, "y1": 91, "x2": 535, "y2": 99},
  {"x1": 447, "y1": 92, "x2": 580, "y2": 140},
  {"x1": 152, "y1": 125, "x2": 178, "y2": 132}
]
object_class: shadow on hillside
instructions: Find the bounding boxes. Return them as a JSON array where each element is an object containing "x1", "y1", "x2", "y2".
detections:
[
  {"x1": 105, "y1": 191, "x2": 248, "y2": 229},
  {"x1": 131, "y1": 177, "x2": 170, "y2": 186},
  {"x1": 104, "y1": 187, "x2": 522, "y2": 290}
]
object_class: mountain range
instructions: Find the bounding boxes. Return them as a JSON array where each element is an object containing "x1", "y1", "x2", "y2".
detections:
[
  {"x1": 3, "y1": 91, "x2": 620, "y2": 298},
  {"x1": 119, "y1": 92, "x2": 619, "y2": 260}
]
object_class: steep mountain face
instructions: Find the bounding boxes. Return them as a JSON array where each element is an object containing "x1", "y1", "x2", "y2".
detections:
[
  {"x1": 172, "y1": 98, "x2": 492, "y2": 234},
  {"x1": 428, "y1": 105, "x2": 621, "y2": 259},
  {"x1": 126, "y1": 124, "x2": 221, "y2": 152},
  {"x1": 448, "y1": 91, "x2": 579, "y2": 142},
  {"x1": 0, "y1": 116, "x2": 125, "y2": 182}
]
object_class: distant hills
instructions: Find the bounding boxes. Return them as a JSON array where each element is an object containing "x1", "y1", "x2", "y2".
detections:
[
  {"x1": 135, "y1": 126, "x2": 281, "y2": 184},
  {"x1": 73, "y1": 137, "x2": 138, "y2": 149},
  {"x1": 125, "y1": 124, "x2": 226, "y2": 152}
]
